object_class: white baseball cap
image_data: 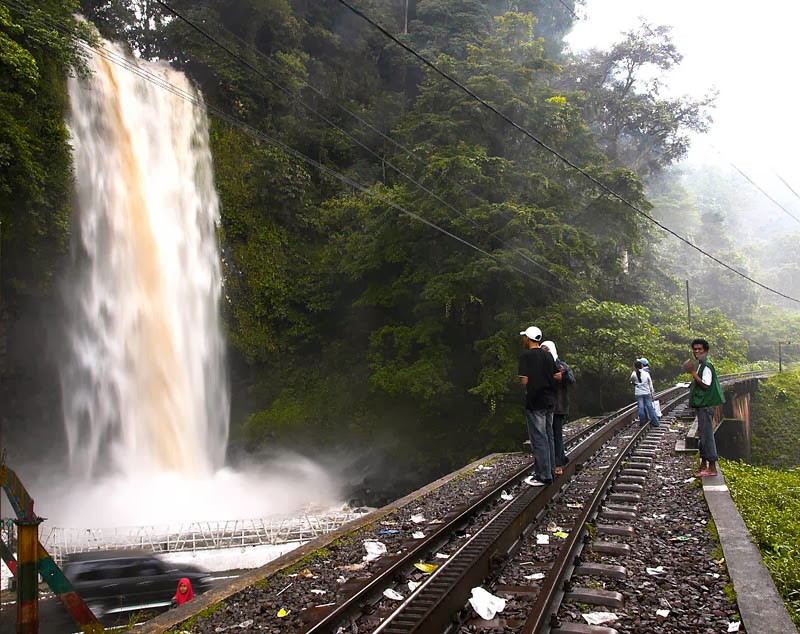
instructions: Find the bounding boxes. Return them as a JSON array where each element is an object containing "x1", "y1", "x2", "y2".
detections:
[{"x1": 519, "y1": 326, "x2": 542, "y2": 341}]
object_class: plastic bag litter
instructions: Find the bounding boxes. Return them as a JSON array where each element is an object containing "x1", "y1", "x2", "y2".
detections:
[
  {"x1": 500, "y1": 491, "x2": 513, "y2": 501},
  {"x1": 363, "y1": 540, "x2": 387, "y2": 562},
  {"x1": 408, "y1": 581, "x2": 421, "y2": 591},
  {"x1": 383, "y1": 588, "x2": 404, "y2": 601},
  {"x1": 412, "y1": 531, "x2": 425, "y2": 539},
  {"x1": 727, "y1": 621, "x2": 741, "y2": 632},
  {"x1": 410, "y1": 514, "x2": 426, "y2": 523},
  {"x1": 536, "y1": 534, "x2": 550, "y2": 545},
  {"x1": 582, "y1": 611, "x2": 618, "y2": 625},
  {"x1": 468, "y1": 587, "x2": 506, "y2": 620},
  {"x1": 524, "y1": 572, "x2": 545, "y2": 581},
  {"x1": 656, "y1": 609, "x2": 670, "y2": 617},
  {"x1": 646, "y1": 566, "x2": 666, "y2": 575},
  {"x1": 435, "y1": 552, "x2": 449, "y2": 559}
]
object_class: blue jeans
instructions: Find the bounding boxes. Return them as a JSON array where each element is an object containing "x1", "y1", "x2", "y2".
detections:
[
  {"x1": 525, "y1": 408, "x2": 555, "y2": 482},
  {"x1": 636, "y1": 395, "x2": 659, "y2": 426},
  {"x1": 696, "y1": 406, "x2": 718, "y2": 464},
  {"x1": 553, "y1": 413, "x2": 568, "y2": 467}
]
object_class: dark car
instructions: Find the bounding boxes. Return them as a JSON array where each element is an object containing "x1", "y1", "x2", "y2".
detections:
[{"x1": 62, "y1": 549, "x2": 213, "y2": 618}]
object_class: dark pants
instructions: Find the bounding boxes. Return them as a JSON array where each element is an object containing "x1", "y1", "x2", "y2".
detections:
[
  {"x1": 696, "y1": 406, "x2": 718, "y2": 464},
  {"x1": 553, "y1": 413, "x2": 568, "y2": 467}
]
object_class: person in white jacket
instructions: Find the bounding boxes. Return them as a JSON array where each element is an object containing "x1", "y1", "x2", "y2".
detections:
[{"x1": 630, "y1": 360, "x2": 659, "y2": 427}]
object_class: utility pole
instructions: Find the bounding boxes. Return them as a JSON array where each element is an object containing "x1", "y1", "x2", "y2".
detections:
[
  {"x1": 778, "y1": 341, "x2": 792, "y2": 373},
  {"x1": 685, "y1": 280, "x2": 691, "y2": 330}
]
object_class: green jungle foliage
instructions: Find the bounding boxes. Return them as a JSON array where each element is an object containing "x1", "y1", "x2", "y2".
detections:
[
  {"x1": 750, "y1": 370, "x2": 800, "y2": 468},
  {"x1": 2, "y1": 0, "x2": 797, "y2": 493},
  {"x1": 721, "y1": 460, "x2": 800, "y2": 628}
]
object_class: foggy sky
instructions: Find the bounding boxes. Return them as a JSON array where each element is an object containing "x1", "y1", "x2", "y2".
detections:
[{"x1": 566, "y1": 0, "x2": 800, "y2": 212}]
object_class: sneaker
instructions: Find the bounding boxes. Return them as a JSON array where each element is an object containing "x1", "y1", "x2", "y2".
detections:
[{"x1": 524, "y1": 476, "x2": 547, "y2": 486}]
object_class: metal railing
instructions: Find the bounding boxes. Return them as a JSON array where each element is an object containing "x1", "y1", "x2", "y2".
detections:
[{"x1": 2, "y1": 512, "x2": 366, "y2": 565}]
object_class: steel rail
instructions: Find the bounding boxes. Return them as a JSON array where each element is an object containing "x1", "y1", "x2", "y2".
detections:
[
  {"x1": 369, "y1": 402, "x2": 648, "y2": 634},
  {"x1": 521, "y1": 392, "x2": 683, "y2": 634}
]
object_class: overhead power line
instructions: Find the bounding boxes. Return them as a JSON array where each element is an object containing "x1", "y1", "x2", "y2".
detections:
[
  {"x1": 332, "y1": 0, "x2": 800, "y2": 304},
  {"x1": 4, "y1": 1, "x2": 562, "y2": 291},
  {"x1": 150, "y1": 0, "x2": 561, "y2": 282}
]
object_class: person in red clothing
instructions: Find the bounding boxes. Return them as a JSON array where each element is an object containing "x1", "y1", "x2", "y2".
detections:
[{"x1": 172, "y1": 577, "x2": 195, "y2": 607}]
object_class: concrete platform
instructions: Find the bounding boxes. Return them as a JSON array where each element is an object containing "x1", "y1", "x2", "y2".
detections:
[{"x1": 701, "y1": 468, "x2": 796, "y2": 634}]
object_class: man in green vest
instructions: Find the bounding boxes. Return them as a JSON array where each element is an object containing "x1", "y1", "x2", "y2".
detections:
[{"x1": 683, "y1": 338, "x2": 725, "y2": 477}]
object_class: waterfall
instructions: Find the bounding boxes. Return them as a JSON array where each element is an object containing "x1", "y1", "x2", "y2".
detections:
[{"x1": 62, "y1": 42, "x2": 229, "y2": 480}]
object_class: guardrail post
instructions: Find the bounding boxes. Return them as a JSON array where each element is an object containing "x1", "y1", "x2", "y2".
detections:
[{"x1": 16, "y1": 516, "x2": 42, "y2": 634}]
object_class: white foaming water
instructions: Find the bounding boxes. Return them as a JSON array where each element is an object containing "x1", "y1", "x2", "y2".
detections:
[{"x1": 53, "y1": 41, "x2": 341, "y2": 528}]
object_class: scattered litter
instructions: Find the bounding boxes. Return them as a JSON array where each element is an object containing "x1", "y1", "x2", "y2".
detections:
[
  {"x1": 597, "y1": 465, "x2": 610, "y2": 470},
  {"x1": 547, "y1": 522, "x2": 563, "y2": 532},
  {"x1": 363, "y1": 540, "x2": 387, "y2": 562},
  {"x1": 383, "y1": 588, "x2": 404, "y2": 601},
  {"x1": 276, "y1": 583, "x2": 293, "y2": 596},
  {"x1": 379, "y1": 529, "x2": 400, "y2": 535},
  {"x1": 310, "y1": 589, "x2": 326, "y2": 595},
  {"x1": 408, "y1": 581, "x2": 421, "y2": 591},
  {"x1": 414, "y1": 562, "x2": 438, "y2": 574},
  {"x1": 339, "y1": 562, "x2": 367, "y2": 572},
  {"x1": 435, "y1": 552, "x2": 449, "y2": 559},
  {"x1": 277, "y1": 608, "x2": 290, "y2": 618},
  {"x1": 715, "y1": 558, "x2": 726, "y2": 565},
  {"x1": 670, "y1": 536, "x2": 691, "y2": 541},
  {"x1": 646, "y1": 566, "x2": 666, "y2": 575},
  {"x1": 428, "y1": 519, "x2": 444, "y2": 524},
  {"x1": 236, "y1": 620, "x2": 254, "y2": 629},
  {"x1": 554, "y1": 531, "x2": 569, "y2": 539},
  {"x1": 336, "y1": 576, "x2": 347, "y2": 584},
  {"x1": 412, "y1": 531, "x2": 425, "y2": 539},
  {"x1": 655, "y1": 465, "x2": 664, "y2": 469},
  {"x1": 727, "y1": 621, "x2": 741, "y2": 632},
  {"x1": 536, "y1": 534, "x2": 550, "y2": 545},
  {"x1": 582, "y1": 611, "x2": 618, "y2": 625},
  {"x1": 656, "y1": 609, "x2": 670, "y2": 617},
  {"x1": 524, "y1": 572, "x2": 545, "y2": 581},
  {"x1": 711, "y1": 573, "x2": 720, "y2": 579},
  {"x1": 410, "y1": 514, "x2": 426, "y2": 524},
  {"x1": 567, "y1": 503, "x2": 582, "y2": 508},
  {"x1": 478, "y1": 480, "x2": 488, "y2": 485},
  {"x1": 381, "y1": 520, "x2": 398, "y2": 525},
  {"x1": 468, "y1": 587, "x2": 506, "y2": 620},
  {"x1": 500, "y1": 491, "x2": 513, "y2": 501},
  {"x1": 652, "y1": 514, "x2": 666, "y2": 520},
  {"x1": 316, "y1": 602, "x2": 335, "y2": 608},
  {"x1": 455, "y1": 529, "x2": 470, "y2": 538},
  {"x1": 476, "y1": 465, "x2": 494, "y2": 470},
  {"x1": 684, "y1": 477, "x2": 696, "y2": 483},
  {"x1": 299, "y1": 569, "x2": 317, "y2": 579}
]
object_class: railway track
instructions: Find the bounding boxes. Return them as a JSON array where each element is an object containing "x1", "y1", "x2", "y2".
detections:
[
  {"x1": 298, "y1": 390, "x2": 688, "y2": 634},
  {"x1": 138, "y1": 373, "x2": 763, "y2": 634}
]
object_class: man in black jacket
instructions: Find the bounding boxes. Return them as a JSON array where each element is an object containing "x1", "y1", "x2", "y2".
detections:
[{"x1": 517, "y1": 326, "x2": 557, "y2": 485}]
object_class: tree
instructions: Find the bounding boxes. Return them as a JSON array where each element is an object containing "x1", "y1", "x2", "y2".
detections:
[
  {"x1": 0, "y1": 1, "x2": 94, "y2": 300},
  {"x1": 564, "y1": 22, "x2": 715, "y2": 179}
]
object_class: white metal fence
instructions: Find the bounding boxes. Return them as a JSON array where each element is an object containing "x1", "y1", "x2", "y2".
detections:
[{"x1": 1, "y1": 512, "x2": 365, "y2": 565}]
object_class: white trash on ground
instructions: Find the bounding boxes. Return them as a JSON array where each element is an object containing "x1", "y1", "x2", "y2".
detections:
[
  {"x1": 582, "y1": 611, "x2": 618, "y2": 625},
  {"x1": 363, "y1": 540, "x2": 387, "y2": 561},
  {"x1": 468, "y1": 586, "x2": 506, "y2": 620}
]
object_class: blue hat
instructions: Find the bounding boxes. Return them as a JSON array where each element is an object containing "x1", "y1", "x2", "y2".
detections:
[{"x1": 639, "y1": 357, "x2": 649, "y2": 366}]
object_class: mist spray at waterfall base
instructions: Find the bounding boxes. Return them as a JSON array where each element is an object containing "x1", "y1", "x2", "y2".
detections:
[{"x1": 49, "y1": 40, "x2": 343, "y2": 529}]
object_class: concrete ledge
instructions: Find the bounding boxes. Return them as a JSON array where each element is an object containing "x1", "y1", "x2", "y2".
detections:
[{"x1": 701, "y1": 467, "x2": 796, "y2": 634}]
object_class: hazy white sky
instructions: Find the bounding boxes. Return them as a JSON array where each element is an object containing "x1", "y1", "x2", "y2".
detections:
[{"x1": 566, "y1": 0, "x2": 800, "y2": 193}]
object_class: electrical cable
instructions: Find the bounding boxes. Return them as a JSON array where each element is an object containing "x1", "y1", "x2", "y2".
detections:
[
  {"x1": 332, "y1": 0, "x2": 800, "y2": 304},
  {"x1": 3, "y1": 1, "x2": 560, "y2": 290},
  {"x1": 148, "y1": 0, "x2": 561, "y2": 281},
  {"x1": 774, "y1": 172, "x2": 800, "y2": 208}
]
